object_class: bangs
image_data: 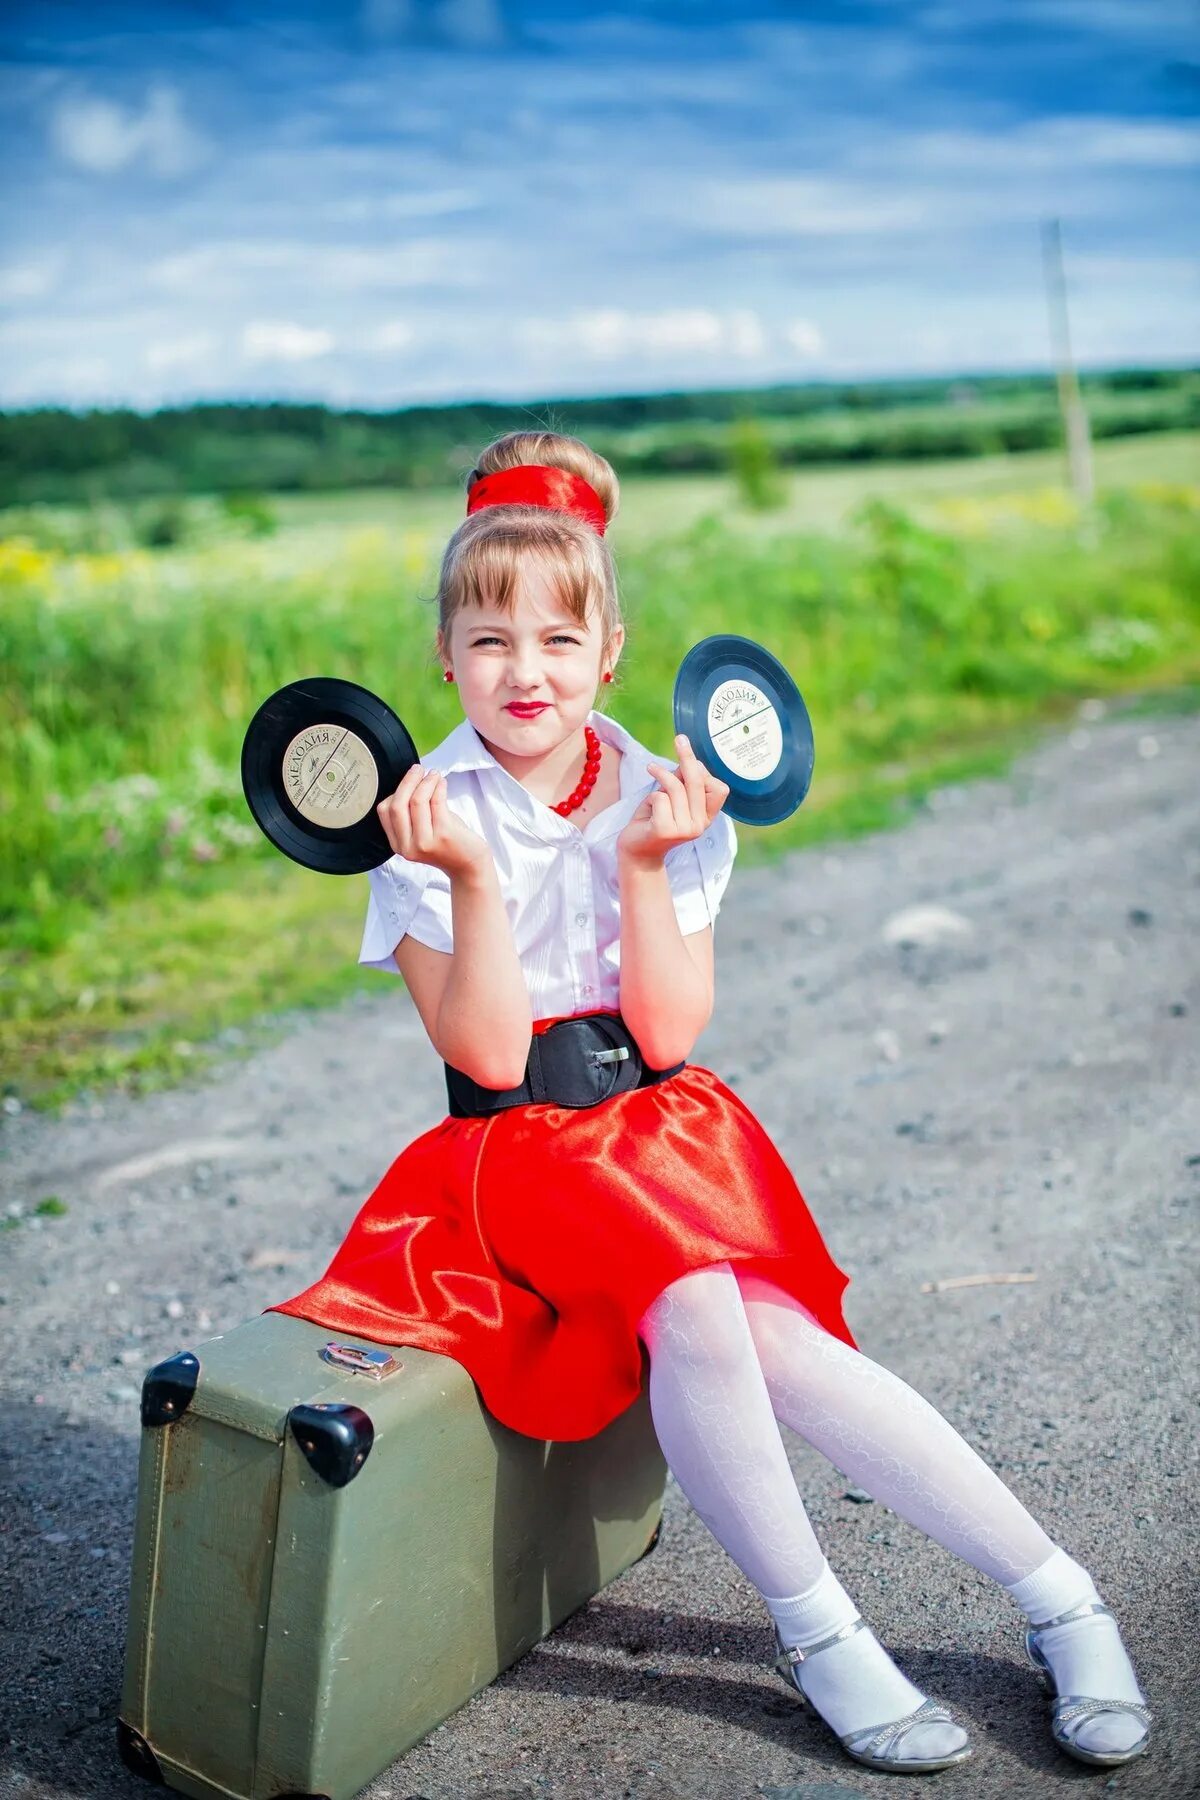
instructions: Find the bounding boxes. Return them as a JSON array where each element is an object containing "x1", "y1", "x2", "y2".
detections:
[{"x1": 440, "y1": 511, "x2": 610, "y2": 632}]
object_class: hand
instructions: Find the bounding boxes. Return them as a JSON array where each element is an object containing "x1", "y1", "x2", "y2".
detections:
[
  {"x1": 616, "y1": 733, "x2": 730, "y2": 869},
  {"x1": 376, "y1": 764, "x2": 492, "y2": 880}
]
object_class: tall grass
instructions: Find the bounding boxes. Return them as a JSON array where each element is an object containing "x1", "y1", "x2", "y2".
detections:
[{"x1": 3, "y1": 483, "x2": 1198, "y2": 964}]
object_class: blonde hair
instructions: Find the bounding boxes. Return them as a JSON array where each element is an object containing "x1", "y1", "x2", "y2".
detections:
[{"x1": 433, "y1": 431, "x2": 623, "y2": 672}]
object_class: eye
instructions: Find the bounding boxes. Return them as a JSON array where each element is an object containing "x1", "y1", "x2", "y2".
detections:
[{"x1": 470, "y1": 635, "x2": 580, "y2": 646}]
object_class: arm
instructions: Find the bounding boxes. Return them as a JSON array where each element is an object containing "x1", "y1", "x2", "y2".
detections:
[
  {"x1": 618, "y1": 853, "x2": 715, "y2": 1068},
  {"x1": 378, "y1": 765, "x2": 531, "y2": 1092},
  {"x1": 435, "y1": 857, "x2": 532, "y2": 1089}
]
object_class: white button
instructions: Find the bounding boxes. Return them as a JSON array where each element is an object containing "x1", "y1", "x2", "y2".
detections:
[
  {"x1": 705, "y1": 835, "x2": 714, "y2": 847},
  {"x1": 398, "y1": 881, "x2": 409, "y2": 893},
  {"x1": 575, "y1": 912, "x2": 588, "y2": 926},
  {"x1": 583, "y1": 984, "x2": 595, "y2": 995}
]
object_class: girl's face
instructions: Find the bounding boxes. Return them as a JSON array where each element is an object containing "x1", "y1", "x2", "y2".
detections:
[{"x1": 443, "y1": 557, "x2": 623, "y2": 754}]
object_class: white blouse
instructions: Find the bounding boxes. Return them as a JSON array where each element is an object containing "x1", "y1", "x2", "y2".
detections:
[{"x1": 358, "y1": 707, "x2": 738, "y2": 1021}]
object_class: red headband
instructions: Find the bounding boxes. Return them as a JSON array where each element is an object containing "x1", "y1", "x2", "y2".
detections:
[{"x1": 465, "y1": 464, "x2": 607, "y2": 536}]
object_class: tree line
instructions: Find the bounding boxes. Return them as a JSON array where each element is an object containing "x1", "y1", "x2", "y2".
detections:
[{"x1": 0, "y1": 367, "x2": 1192, "y2": 505}]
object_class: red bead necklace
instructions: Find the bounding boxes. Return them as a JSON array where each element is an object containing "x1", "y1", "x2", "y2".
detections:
[{"x1": 551, "y1": 725, "x2": 602, "y2": 818}]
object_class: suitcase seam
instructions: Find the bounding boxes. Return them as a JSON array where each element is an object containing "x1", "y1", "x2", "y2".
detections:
[
  {"x1": 128, "y1": 1425, "x2": 168, "y2": 1720},
  {"x1": 190, "y1": 1401, "x2": 282, "y2": 1443}
]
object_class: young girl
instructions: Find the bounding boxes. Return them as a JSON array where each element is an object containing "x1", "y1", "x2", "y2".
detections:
[{"x1": 268, "y1": 432, "x2": 1150, "y2": 1776}]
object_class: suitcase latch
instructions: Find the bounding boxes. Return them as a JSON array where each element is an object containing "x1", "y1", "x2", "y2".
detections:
[{"x1": 321, "y1": 1342, "x2": 401, "y2": 1379}]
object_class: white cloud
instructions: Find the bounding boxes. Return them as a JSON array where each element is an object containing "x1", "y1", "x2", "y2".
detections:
[
  {"x1": 369, "y1": 320, "x2": 415, "y2": 351},
  {"x1": 360, "y1": 0, "x2": 506, "y2": 47},
  {"x1": 242, "y1": 321, "x2": 335, "y2": 362},
  {"x1": 145, "y1": 333, "x2": 216, "y2": 373},
  {"x1": 728, "y1": 310, "x2": 767, "y2": 357},
  {"x1": 148, "y1": 236, "x2": 490, "y2": 296},
  {"x1": 4, "y1": 353, "x2": 113, "y2": 402},
  {"x1": 692, "y1": 177, "x2": 927, "y2": 237},
  {"x1": 323, "y1": 188, "x2": 479, "y2": 225},
  {"x1": 785, "y1": 319, "x2": 824, "y2": 358},
  {"x1": 0, "y1": 259, "x2": 62, "y2": 303},
  {"x1": 904, "y1": 117, "x2": 1200, "y2": 174},
  {"x1": 49, "y1": 84, "x2": 208, "y2": 178},
  {"x1": 517, "y1": 308, "x2": 776, "y2": 362}
]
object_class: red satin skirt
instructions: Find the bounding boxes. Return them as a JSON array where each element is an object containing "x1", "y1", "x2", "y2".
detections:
[{"x1": 266, "y1": 1011, "x2": 856, "y2": 1442}]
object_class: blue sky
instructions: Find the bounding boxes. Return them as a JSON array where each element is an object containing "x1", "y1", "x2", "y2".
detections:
[{"x1": 1, "y1": 0, "x2": 1196, "y2": 409}]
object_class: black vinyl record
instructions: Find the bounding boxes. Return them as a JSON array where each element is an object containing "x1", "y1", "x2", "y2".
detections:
[
  {"x1": 673, "y1": 635, "x2": 814, "y2": 825},
  {"x1": 241, "y1": 678, "x2": 419, "y2": 874}
]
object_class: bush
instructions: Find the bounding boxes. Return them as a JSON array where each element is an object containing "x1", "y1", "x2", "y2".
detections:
[
  {"x1": 134, "y1": 497, "x2": 191, "y2": 549},
  {"x1": 221, "y1": 491, "x2": 277, "y2": 537},
  {"x1": 729, "y1": 417, "x2": 786, "y2": 509}
]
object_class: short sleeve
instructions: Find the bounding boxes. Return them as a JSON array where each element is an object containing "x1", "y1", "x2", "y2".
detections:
[
  {"x1": 664, "y1": 809, "x2": 738, "y2": 936},
  {"x1": 358, "y1": 856, "x2": 455, "y2": 972}
]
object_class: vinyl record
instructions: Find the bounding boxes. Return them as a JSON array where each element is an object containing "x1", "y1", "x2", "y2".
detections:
[
  {"x1": 673, "y1": 635, "x2": 814, "y2": 826},
  {"x1": 241, "y1": 678, "x2": 419, "y2": 874}
]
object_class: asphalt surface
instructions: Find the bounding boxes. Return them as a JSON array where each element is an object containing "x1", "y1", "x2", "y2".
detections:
[{"x1": 2, "y1": 695, "x2": 1197, "y2": 1800}]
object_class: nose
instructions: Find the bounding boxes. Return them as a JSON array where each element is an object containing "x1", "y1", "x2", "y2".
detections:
[{"x1": 508, "y1": 649, "x2": 549, "y2": 690}]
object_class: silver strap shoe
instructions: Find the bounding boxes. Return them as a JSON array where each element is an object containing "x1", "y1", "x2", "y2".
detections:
[
  {"x1": 1025, "y1": 1599, "x2": 1152, "y2": 1768},
  {"x1": 772, "y1": 1619, "x2": 973, "y2": 1773}
]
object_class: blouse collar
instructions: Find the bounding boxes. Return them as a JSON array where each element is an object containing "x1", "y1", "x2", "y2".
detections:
[{"x1": 430, "y1": 708, "x2": 657, "y2": 841}]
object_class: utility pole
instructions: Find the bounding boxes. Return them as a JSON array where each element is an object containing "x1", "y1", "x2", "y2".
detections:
[{"x1": 1041, "y1": 218, "x2": 1094, "y2": 505}]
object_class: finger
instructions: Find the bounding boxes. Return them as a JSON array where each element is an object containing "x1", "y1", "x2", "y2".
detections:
[
  {"x1": 649, "y1": 790, "x2": 675, "y2": 836},
  {"x1": 384, "y1": 764, "x2": 426, "y2": 840},
  {"x1": 377, "y1": 780, "x2": 409, "y2": 855},
  {"x1": 375, "y1": 803, "x2": 399, "y2": 857},
  {"x1": 661, "y1": 749, "x2": 694, "y2": 832},
  {"x1": 699, "y1": 765, "x2": 731, "y2": 817},
  {"x1": 646, "y1": 757, "x2": 688, "y2": 831},
  {"x1": 673, "y1": 733, "x2": 708, "y2": 829},
  {"x1": 411, "y1": 767, "x2": 442, "y2": 852}
]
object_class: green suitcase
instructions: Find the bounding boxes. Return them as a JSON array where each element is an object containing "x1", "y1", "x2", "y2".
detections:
[{"x1": 117, "y1": 1308, "x2": 667, "y2": 1799}]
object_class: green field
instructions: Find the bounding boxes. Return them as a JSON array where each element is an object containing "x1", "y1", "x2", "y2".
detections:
[
  {"x1": 266, "y1": 429, "x2": 1198, "y2": 545},
  {"x1": 2, "y1": 430, "x2": 1198, "y2": 1114}
]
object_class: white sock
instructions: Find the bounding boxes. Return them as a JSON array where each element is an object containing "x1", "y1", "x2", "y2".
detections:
[
  {"x1": 766, "y1": 1563, "x2": 967, "y2": 1761},
  {"x1": 1005, "y1": 1549, "x2": 1148, "y2": 1756}
]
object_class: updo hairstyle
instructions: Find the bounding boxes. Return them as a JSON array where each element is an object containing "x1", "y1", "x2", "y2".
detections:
[{"x1": 433, "y1": 431, "x2": 623, "y2": 678}]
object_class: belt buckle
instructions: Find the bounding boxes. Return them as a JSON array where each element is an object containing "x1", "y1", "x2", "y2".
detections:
[{"x1": 541, "y1": 1015, "x2": 639, "y2": 1106}]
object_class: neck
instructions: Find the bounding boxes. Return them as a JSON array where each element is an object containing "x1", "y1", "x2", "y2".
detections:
[{"x1": 477, "y1": 713, "x2": 596, "y2": 799}]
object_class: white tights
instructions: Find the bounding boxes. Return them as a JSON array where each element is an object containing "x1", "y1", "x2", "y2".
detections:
[
  {"x1": 633, "y1": 1261, "x2": 1147, "y2": 1755},
  {"x1": 635, "y1": 1259, "x2": 1056, "y2": 1596}
]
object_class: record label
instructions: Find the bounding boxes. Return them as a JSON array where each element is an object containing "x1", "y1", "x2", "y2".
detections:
[
  {"x1": 283, "y1": 723, "x2": 379, "y2": 825},
  {"x1": 706, "y1": 679, "x2": 784, "y2": 781}
]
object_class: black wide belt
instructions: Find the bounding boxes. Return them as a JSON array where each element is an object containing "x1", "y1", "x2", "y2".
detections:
[{"x1": 444, "y1": 1010, "x2": 685, "y2": 1118}]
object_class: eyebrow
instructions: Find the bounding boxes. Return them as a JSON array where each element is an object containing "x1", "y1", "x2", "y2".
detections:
[{"x1": 466, "y1": 620, "x2": 583, "y2": 632}]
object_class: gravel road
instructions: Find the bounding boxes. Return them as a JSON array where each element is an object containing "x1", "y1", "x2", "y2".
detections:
[{"x1": 2, "y1": 695, "x2": 1197, "y2": 1800}]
